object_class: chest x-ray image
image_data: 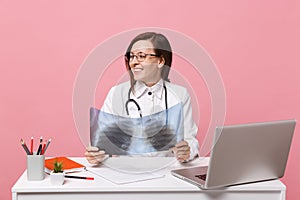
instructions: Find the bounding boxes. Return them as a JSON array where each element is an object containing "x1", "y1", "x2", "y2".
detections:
[{"x1": 90, "y1": 103, "x2": 184, "y2": 155}]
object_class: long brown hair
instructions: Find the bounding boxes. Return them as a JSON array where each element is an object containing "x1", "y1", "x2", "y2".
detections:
[{"x1": 124, "y1": 32, "x2": 172, "y2": 91}]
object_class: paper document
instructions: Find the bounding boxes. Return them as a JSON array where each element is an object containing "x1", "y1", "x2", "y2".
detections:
[
  {"x1": 102, "y1": 156, "x2": 176, "y2": 173},
  {"x1": 86, "y1": 157, "x2": 176, "y2": 184},
  {"x1": 87, "y1": 167, "x2": 165, "y2": 184}
]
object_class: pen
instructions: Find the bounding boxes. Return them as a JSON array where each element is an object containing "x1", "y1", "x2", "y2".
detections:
[
  {"x1": 20, "y1": 139, "x2": 31, "y2": 155},
  {"x1": 64, "y1": 175, "x2": 94, "y2": 180},
  {"x1": 36, "y1": 136, "x2": 43, "y2": 155},
  {"x1": 30, "y1": 137, "x2": 33, "y2": 155},
  {"x1": 43, "y1": 138, "x2": 51, "y2": 154}
]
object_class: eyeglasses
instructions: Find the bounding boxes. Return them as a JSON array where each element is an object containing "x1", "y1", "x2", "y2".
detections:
[{"x1": 126, "y1": 52, "x2": 159, "y2": 62}]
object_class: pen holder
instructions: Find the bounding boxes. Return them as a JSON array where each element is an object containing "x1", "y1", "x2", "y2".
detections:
[{"x1": 26, "y1": 154, "x2": 45, "y2": 181}]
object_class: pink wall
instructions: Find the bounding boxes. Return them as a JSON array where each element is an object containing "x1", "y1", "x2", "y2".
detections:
[{"x1": 1, "y1": 1, "x2": 299, "y2": 199}]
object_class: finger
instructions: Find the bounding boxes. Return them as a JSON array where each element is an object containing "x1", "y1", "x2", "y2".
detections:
[
  {"x1": 176, "y1": 147, "x2": 190, "y2": 157},
  {"x1": 176, "y1": 145, "x2": 190, "y2": 151},
  {"x1": 85, "y1": 151, "x2": 95, "y2": 157},
  {"x1": 174, "y1": 146, "x2": 190, "y2": 153},
  {"x1": 85, "y1": 150, "x2": 104, "y2": 156},
  {"x1": 86, "y1": 146, "x2": 99, "y2": 152},
  {"x1": 176, "y1": 154, "x2": 190, "y2": 162},
  {"x1": 85, "y1": 150, "x2": 106, "y2": 160},
  {"x1": 177, "y1": 157, "x2": 189, "y2": 163},
  {"x1": 87, "y1": 158, "x2": 100, "y2": 165},
  {"x1": 90, "y1": 150, "x2": 106, "y2": 156},
  {"x1": 176, "y1": 148, "x2": 190, "y2": 154},
  {"x1": 172, "y1": 147, "x2": 190, "y2": 156},
  {"x1": 95, "y1": 155, "x2": 107, "y2": 162},
  {"x1": 175, "y1": 141, "x2": 188, "y2": 148},
  {"x1": 86, "y1": 154, "x2": 107, "y2": 164},
  {"x1": 176, "y1": 152, "x2": 190, "y2": 158}
]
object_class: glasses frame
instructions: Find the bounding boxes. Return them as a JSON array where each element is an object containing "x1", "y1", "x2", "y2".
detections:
[{"x1": 126, "y1": 52, "x2": 159, "y2": 62}]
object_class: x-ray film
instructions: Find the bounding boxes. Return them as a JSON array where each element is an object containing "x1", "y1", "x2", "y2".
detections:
[{"x1": 90, "y1": 103, "x2": 184, "y2": 155}]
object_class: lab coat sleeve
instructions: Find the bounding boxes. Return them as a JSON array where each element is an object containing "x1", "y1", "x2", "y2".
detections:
[
  {"x1": 100, "y1": 82, "x2": 129, "y2": 116},
  {"x1": 100, "y1": 86, "x2": 115, "y2": 114},
  {"x1": 182, "y1": 89, "x2": 199, "y2": 160}
]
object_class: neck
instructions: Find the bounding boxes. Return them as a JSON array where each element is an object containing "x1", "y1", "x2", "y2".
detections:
[
  {"x1": 145, "y1": 82, "x2": 156, "y2": 87},
  {"x1": 144, "y1": 78, "x2": 162, "y2": 87}
]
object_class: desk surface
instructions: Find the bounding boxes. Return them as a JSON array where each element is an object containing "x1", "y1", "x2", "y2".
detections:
[{"x1": 12, "y1": 157, "x2": 286, "y2": 200}]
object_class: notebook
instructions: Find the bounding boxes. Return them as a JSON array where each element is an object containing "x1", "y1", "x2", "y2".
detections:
[
  {"x1": 45, "y1": 157, "x2": 86, "y2": 173},
  {"x1": 171, "y1": 119, "x2": 296, "y2": 189}
]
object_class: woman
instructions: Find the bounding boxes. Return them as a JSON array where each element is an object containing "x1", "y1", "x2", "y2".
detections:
[{"x1": 85, "y1": 32, "x2": 199, "y2": 164}]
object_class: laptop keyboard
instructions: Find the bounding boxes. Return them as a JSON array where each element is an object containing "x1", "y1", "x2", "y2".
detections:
[{"x1": 195, "y1": 174, "x2": 207, "y2": 181}]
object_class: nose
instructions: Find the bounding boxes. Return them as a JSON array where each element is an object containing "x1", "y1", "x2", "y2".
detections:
[
  {"x1": 130, "y1": 57, "x2": 139, "y2": 67},
  {"x1": 132, "y1": 55, "x2": 139, "y2": 62}
]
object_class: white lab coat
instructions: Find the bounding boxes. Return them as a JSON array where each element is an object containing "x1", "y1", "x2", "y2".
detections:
[{"x1": 100, "y1": 79, "x2": 199, "y2": 159}]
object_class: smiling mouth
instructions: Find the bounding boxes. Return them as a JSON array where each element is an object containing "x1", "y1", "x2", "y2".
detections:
[{"x1": 132, "y1": 68, "x2": 143, "y2": 72}]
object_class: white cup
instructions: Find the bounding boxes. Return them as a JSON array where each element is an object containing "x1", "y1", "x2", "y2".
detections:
[{"x1": 27, "y1": 154, "x2": 45, "y2": 181}]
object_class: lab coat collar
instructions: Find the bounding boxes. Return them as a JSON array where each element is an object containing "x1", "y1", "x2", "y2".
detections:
[{"x1": 134, "y1": 80, "x2": 164, "y2": 99}]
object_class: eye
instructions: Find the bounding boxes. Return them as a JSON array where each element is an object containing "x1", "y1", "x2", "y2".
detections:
[
  {"x1": 137, "y1": 53, "x2": 146, "y2": 60},
  {"x1": 129, "y1": 54, "x2": 135, "y2": 60}
]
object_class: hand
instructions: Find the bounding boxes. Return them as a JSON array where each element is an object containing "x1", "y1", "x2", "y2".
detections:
[
  {"x1": 171, "y1": 141, "x2": 191, "y2": 162},
  {"x1": 85, "y1": 146, "x2": 106, "y2": 165}
]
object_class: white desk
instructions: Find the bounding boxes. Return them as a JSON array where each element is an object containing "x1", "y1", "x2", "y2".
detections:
[{"x1": 12, "y1": 157, "x2": 286, "y2": 200}]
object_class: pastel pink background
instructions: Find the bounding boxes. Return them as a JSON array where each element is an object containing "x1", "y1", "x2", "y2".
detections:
[{"x1": 1, "y1": 1, "x2": 299, "y2": 199}]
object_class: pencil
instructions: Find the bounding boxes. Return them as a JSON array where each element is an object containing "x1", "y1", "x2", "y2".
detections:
[
  {"x1": 30, "y1": 137, "x2": 33, "y2": 155},
  {"x1": 20, "y1": 139, "x2": 31, "y2": 155},
  {"x1": 36, "y1": 136, "x2": 43, "y2": 155},
  {"x1": 43, "y1": 138, "x2": 51, "y2": 154},
  {"x1": 41, "y1": 141, "x2": 46, "y2": 155},
  {"x1": 64, "y1": 175, "x2": 94, "y2": 180}
]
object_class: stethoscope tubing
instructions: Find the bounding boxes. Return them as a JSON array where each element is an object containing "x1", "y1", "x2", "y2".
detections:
[{"x1": 125, "y1": 81, "x2": 168, "y2": 126}]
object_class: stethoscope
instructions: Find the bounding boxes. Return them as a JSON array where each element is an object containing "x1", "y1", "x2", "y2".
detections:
[{"x1": 125, "y1": 81, "x2": 169, "y2": 126}]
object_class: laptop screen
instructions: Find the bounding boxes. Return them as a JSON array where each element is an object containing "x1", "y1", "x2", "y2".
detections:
[{"x1": 205, "y1": 119, "x2": 296, "y2": 188}]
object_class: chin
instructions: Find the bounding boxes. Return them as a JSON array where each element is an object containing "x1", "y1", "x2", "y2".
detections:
[{"x1": 133, "y1": 76, "x2": 144, "y2": 82}]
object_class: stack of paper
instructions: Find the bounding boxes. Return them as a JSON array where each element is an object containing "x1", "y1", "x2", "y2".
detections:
[
  {"x1": 86, "y1": 157, "x2": 176, "y2": 184},
  {"x1": 87, "y1": 167, "x2": 165, "y2": 184}
]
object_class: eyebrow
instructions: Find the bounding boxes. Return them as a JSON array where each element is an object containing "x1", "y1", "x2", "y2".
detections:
[{"x1": 130, "y1": 51, "x2": 155, "y2": 54}]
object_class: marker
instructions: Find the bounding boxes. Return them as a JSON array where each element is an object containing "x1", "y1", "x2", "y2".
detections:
[
  {"x1": 20, "y1": 139, "x2": 31, "y2": 155},
  {"x1": 64, "y1": 175, "x2": 94, "y2": 180}
]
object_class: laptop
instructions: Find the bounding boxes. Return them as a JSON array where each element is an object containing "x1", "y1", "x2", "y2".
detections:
[{"x1": 171, "y1": 119, "x2": 296, "y2": 189}]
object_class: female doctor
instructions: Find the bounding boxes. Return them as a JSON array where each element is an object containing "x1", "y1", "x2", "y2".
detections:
[{"x1": 85, "y1": 32, "x2": 199, "y2": 164}]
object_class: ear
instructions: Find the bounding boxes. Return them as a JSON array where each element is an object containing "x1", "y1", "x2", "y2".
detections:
[{"x1": 158, "y1": 57, "x2": 165, "y2": 68}]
